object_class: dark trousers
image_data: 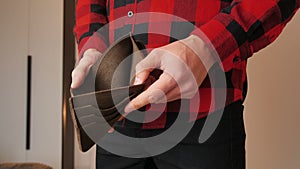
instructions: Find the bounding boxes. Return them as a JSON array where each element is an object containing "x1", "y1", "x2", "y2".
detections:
[{"x1": 96, "y1": 101, "x2": 246, "y2": 169}]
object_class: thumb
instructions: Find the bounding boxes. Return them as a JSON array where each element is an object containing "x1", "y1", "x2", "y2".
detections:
[
  {"x1": 133, "y1": 70, "x2": 150, "y2": 85},
  {"x1": 71, "y1": 67, "x2": 87, "y2": 89},
  {"x1": 133, "y1": 49, "x2": 162, "y2": 85},
  {"x1": 71, "y1": 49, "x2": 101, "y2": 88}
]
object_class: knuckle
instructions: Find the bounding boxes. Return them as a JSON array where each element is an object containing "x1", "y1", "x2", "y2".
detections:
[
  {"x1": 149, "y1": 48, "x2": 160, "y2": 55},
  {"x1": 131, "y1": 100, "x2": 143, "y2": 110},
  {"x1": 183, "y1": 87, "x2": 198, "y2": 99}
]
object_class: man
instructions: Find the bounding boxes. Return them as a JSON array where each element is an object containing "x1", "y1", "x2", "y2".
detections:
[{"x1": 72, "y1": 0, "x2": 299, "y2": 168}]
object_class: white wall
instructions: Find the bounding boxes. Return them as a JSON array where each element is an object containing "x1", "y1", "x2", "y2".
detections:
[
  {"x1": 245, "y1": 12, "x2": 300, "y2": 169},
  {"x1": 0, "y1": 0, "x2": 63, "y2": 168}
]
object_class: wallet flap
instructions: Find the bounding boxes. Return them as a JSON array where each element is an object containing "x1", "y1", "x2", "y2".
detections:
[{"x1": 69, "y1": 98, "x2": 94, "y2": 152}]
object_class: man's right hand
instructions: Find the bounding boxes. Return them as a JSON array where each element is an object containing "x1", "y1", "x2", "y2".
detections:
[{"x1": 71, "y1": 48, "x2": 102, "y2": 89}]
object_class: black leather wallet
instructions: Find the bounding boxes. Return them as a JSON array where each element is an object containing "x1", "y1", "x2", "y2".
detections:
[{"x1": 69, "y1": 35, "x2": 146, "y2": 152}]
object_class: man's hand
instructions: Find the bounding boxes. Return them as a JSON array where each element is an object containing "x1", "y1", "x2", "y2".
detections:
[
  {"x1": 71, "y1": 49, "x2": 116, "y2": 133},
  {"x1": 71, "y1": 49, "x2": 102, "y2": 89},
  {"x1": 123, "y1": 35, "x2": 216, "y2": 115}
]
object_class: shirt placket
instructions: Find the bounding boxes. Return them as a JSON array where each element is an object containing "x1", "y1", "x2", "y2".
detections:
[{"x1": 127, "y1": 0, "x2": 137, "y2": 33}]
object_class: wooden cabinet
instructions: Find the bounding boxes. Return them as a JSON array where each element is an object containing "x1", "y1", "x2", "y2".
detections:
[{"x1": 0, "y1": 0, "x2": 63, "y2": 168}]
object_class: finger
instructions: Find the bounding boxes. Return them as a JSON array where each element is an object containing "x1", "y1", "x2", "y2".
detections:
[
  {"x1": 159, "y1": 81, "x2": 199, "y2": 102},
  {"x1": 133, "y1": 49, "x2": 164, "y2": 85},
  {"x1": 71, "y1": 50, "x2": 101, "y2": 88},
  {"x1": 124, "y1": 72, "x2": 177, "y2": 114},
  {"x1": 71, "y1": 59, "x2": 93, "y2": 89},
  {"x1": 137, "y1": 49, "x2": 163, "y2": 70},
  {"x1": 147, "y1": 73, "x2": 177, "y2": 102},
  {"x1": 117, "y1": 115, "x2": 124, "y2": 121},
  {"x1": 108, "y1": 127, "x2": 114, "y2": 133},
  {"x1": 133, "y1": 69, "x2": 151, "y2": 85},
  {"x1": 157, "y1": 87, "x2": 181, "y2": 103},
  {"x1": 71, "y1": 67, "x2": 87, "y2": 88}
]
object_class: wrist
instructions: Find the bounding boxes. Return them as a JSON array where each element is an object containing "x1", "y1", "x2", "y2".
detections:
[{"x1": 180, "y1": 35, "x2": 216, "y2": 71}]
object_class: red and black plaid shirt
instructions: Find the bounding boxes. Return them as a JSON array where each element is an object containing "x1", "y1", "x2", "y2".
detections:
[{"x1": 74, "y1": 0, "x2": 299, "y2": 129}]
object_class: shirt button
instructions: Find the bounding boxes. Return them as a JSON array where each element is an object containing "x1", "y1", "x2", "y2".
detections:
[
  {"x1": 233, "y1": 56, "x2": 240, "y2": 63},
  {"x1": 128, "y1": 11, "x2": 134, "y2": 17}
]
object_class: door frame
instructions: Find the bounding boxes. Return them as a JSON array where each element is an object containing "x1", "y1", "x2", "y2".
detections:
[{"x1": 62, "y1": 0, "x2": 75, "y2": 168}]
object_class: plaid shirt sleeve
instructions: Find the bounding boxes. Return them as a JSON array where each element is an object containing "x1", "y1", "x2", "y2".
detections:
[
  {"x1": 192, "y1": 0, "x2": 300, "y2": 72},
  {"x1": 74, "y1": 0, "x2": 109, "y2": 59}
]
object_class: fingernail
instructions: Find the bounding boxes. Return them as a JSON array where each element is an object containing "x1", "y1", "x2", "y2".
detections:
[
  {"x1": 124, "y1": 103, "x2": 135, "y2": 114},
  {"x1": 134, "y1": 77, "x2": 142, "y2": 85}
]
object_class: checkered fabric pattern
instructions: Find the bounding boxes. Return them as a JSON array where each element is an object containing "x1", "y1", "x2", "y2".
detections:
[{"x1": 74, "y1": 0, "x2": 299, "y2": 129}]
